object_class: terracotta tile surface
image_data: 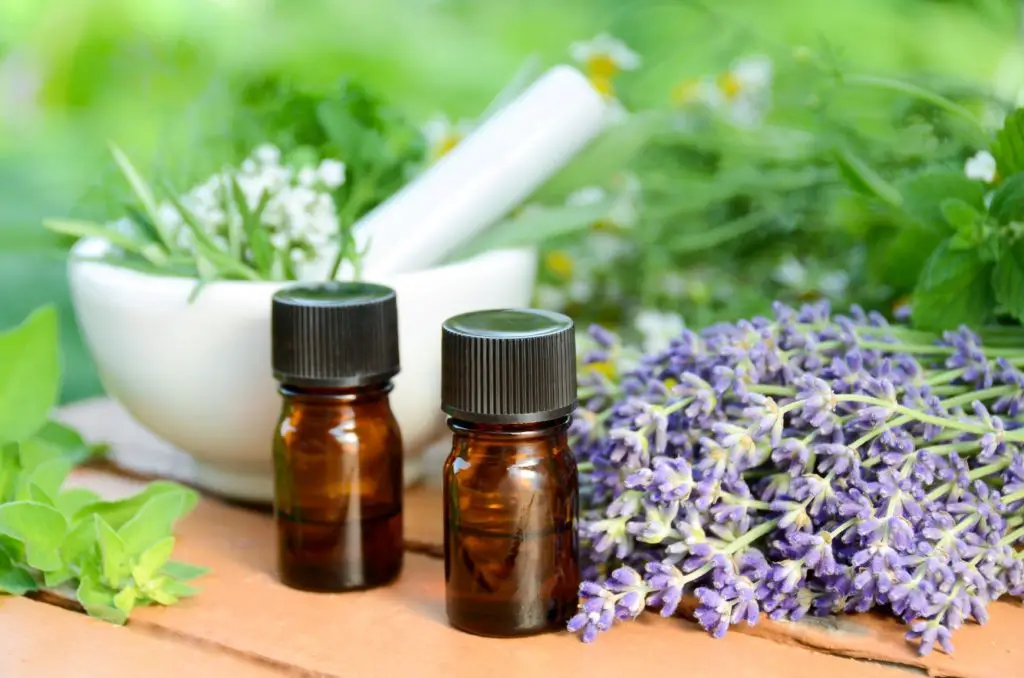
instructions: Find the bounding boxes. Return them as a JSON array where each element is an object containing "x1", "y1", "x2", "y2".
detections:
[
  {"x1": 0, "y1": 597, "x2": 286, "y2": 678},
  {"x1": 45, "y1": 399, "x2": 1024, "y2": 678}
]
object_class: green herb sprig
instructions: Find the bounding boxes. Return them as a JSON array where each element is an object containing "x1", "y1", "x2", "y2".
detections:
[
  {"x1": 838, "y1": 106, "x2": 1024, "y2": 331},
  {"x1": 0, "y1": 307, "x2": 206, "y2": 624}
]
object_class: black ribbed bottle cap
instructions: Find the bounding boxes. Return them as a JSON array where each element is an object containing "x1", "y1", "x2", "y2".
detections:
[
  {"x1": 441, "y1": 308, "x2": 577, "y2": 424},
  {"x1": 272, "y1": 282, "x2": 399, "y2": 388}
]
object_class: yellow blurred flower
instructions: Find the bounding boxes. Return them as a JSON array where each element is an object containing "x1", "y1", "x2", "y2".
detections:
[
  {"x1": 569, "y1": 34, "x2": 641, "y2": 98},
  {"x1": 670, "y1": 55, "x2": 773, "y2": 128},
  {"x1": 587, "y1": 360, "x2": 617, "y2": 380},
  {"x1": 545, "y1": 250, "x2": 575, "y2": 279},
  {"x1": 670, "y1": 78, "x2": 705, "y2": 107},
  {"x1": 422, "y1": 115, "x2": 473, "y2": 163}
]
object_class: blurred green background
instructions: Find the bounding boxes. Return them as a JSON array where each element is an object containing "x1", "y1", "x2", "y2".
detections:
[{"x1": 0, "y1": 0, "x2": 1020, "y2": 402}]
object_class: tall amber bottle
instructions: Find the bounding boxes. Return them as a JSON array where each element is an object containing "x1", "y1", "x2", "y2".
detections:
[
  {"x1": 271, "y1": 282, "x2": 403, "y2": 592},
  {"x1": 441, "y1": 308, "x2": 579, "y2": 637}
]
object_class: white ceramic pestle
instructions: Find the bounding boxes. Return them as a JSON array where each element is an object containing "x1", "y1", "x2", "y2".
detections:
[{"x1": 353, "y1": 64, "x2": 608, "y2": 277}]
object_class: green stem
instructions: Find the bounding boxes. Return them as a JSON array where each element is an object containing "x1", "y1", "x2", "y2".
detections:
[
  {"x1": 749, "y1": 384, "x2": 793, "y2": 397},
  {"x1": 1001, "y1": 524, "x2": 1024, "y2": 546},
  {"x1": 837, "y1": 394, "x2": 994, "y2": 437},
  {"x1": 724, "y1": 518, "x2": 778, "y2": 554},
  {"x1": 858, "y1": 340, "x2": 1024, "y2": 359},
  {"x1": 1001, "y1": 489, "x2": 1024, "y2": 506},
  {"x1": 926, "y1": 368, "x2": 966, "y2": 386},
  {"x1": 842, "y1": 74, "x2": 985, "y2": 132}
]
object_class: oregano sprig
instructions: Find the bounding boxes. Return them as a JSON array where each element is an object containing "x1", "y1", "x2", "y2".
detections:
[{"x1": 0, "y1": 306, "x2": 207, "y2": 624}]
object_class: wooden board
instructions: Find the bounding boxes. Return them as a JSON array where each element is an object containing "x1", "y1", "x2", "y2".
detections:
[{"x1": 18, "y1": 397, "x2": 1019, "y2": 678}]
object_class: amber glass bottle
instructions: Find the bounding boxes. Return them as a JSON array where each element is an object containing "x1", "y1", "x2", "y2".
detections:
[
  {"x1": 441, "y1": 308, "x2": 579, "y2": 637},
  {"x1": 271, "y1": 282, "x2": 403, "y2": 592}
]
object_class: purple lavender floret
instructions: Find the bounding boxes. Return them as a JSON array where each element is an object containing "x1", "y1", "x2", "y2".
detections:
[{"x1": 568, "y1": 301, "x2": 1024, "y2": 657}]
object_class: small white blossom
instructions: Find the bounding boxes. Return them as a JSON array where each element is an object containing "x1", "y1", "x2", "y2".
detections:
[
  {"x1": 635, "y1": 309, "x2": 685, "y2": 354},
  {"x1": 297, "y1": 167, "x2": 318, "y2": 187},
  {"x1": 535, "y1": 284, "x2": 568, "y2": 311},
  {"x1": 569, "y1": 34, "x2": 641, "y2": 74},
  {"x1": 423, "y1": 115, "x2": 473, "y2": 162},
  {"x1": 317, "y1": 159, "x2": 346, "y2": 189},
  {"x1": 569, "y1": 34, "x2": 641, "y2": 100},
  {"x1": 590, "y1": 233, "x2": 630, "y2": 260},
  {"x1": 710, "y1": 55, "x2": 773, "y2": 127},
  {"x1": 568, "y1": 278, "x2": 595, "y2": 304},
  {"x1": 566, "y1": 186, "x2": 607, "y2": 208},
  {"x1": 818, "y1": 271, "x2": 850, "y2": 298},
  {"x1": 253, "y1": 143, "x2": 281, "y2": 166},
  {"x1": 565, "y1": 173, "x2": 641, "y2": 230},
  {"x1": 773, "y1": 255, "x2": 808, "y2": 289},
  {"x1": 660, "y1": 272, "x2": 688, "y2": 297},
  {"x1": 965, "y1": 150, "x2": 997, "y2": 183},
  {"x1": 674, "y1": 55, "x2": 774, "y2": 128}
]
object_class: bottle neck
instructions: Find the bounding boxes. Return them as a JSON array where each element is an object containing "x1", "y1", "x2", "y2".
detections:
[
  {"x1": 279, "y1": 381, "x2": 393, "y2": 403},
  {"x1": 447, "y1": 415, "x2": 571, "y2": 439}
]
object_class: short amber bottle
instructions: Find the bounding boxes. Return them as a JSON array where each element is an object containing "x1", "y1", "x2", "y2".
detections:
[
  {"x1": 271, "y1": 282, "x2": 403, "y2": 592},
  {"x1": 441, "y1": 308, "x2": 579, "y2": 637}
]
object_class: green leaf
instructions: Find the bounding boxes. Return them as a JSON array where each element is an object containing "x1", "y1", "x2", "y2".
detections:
[
  {"x1": 55, "y1": 488, "x2": 101, "y2": 518},
  {"x1": 0, "y1": 444, "x2": 18, "y2": 502},
  {"x1": 113, "y1": 586, "x2": 138, "y2": 615},
  {"x1": 75, "y1": 481, "x2": 197, "y2": 531},
  {"x1": 451, "y1": 198, "x2": 616, "y2": 260},
  {"x1": 77, "y1": 575, "x2": 128, "y2": 625},
  {"x1": 95, "y1": 515, "x2": 127, "y2": 588},
  {"x1": 42, "y1": 565, "x2": 74, "y2": 587},
  {"x1": 18, "y1": 437, "x2": 62, "y2": 471},
  {"x1": 897, "y1": 170, "x2": 985, "y2": 231},
  {"x1": 131, "y1": 536, "x2": 175, "y2": 585},
  {"x1": 912, "y1": 239, "x2": 996, "y2": 330},
  {"x1": 123, "y1": 205, "x2": 167, "y2": 248},
  {"x1": 843, "y1": 75, "x2": 985, "y2": 133},
  {"x1": 993, "y1": 238, "x2": 1024, "y2": 323},
  {"x1": 161, "y1": 560, "x2": 210, "y2": 582},
  {"x1": 833, "y1": 147, "x2": 903, "y2": 208},
  {"x1": 0, "y1": 546, "x2": 37, "y2": 595},
  {"x1": 34, "y1": 420, "x2": 104, "y2": 466},
  {"x1": 229, "y1": 179, "x2": 274, "y2": 276},
  {"x1": 0, "y1": 501, "x2": 67, "y2": 571},
  {"x1": 318, "y1": 101, "x2": 377, "y2": 165},
  {"x1": 16, "y1": 456, "x2": 71, "y2": 504},
  {"x1": 141, "y1": 576, "x2": 179, "y2": 606},
  {"x1": 43, "y1": 219, "x2": 169, "y2": 266},
  {"x1": 988, "y1": 172, "x2": 1024, "y2": 223},
  {"x1": 161, "y1": 578, "x2": 200, "y2": 598},
  {"x1": 0, "y1": 306, "x2": 60, "y2": 444},
  {"x1": 993, "y1": 108, "x2": 1024, "y2": 178},
  {"x1": 109, "y1": 143, "x2": 172, "y2": 251},
  {"x1": 117, "y1": 490, "x2": 198, "y2": 556},
  {"x1": 940, "y1": 199, "x2": 985, "y2": 249},
  {"x1": 61, "y1": 518, "x2": 97, "y2": 568}
]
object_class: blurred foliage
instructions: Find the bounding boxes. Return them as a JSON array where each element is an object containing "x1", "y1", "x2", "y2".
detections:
[{"x1": 0, "y1": 0, "x2": 1020, "y2": 400}]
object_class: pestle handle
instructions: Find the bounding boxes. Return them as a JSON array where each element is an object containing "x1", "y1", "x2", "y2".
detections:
[{"x1": 354, "y1": 65, "x2": 608, "y2": 277}]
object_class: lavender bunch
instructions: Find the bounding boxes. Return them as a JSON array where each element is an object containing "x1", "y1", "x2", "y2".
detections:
[{"x1": 569, "y1": 301, "x2": 1024, "y2": 655}]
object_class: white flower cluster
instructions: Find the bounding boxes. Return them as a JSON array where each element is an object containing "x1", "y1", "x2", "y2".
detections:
[{"x1": 113, "y1": 144, "x2": 346, "y2": 278}]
